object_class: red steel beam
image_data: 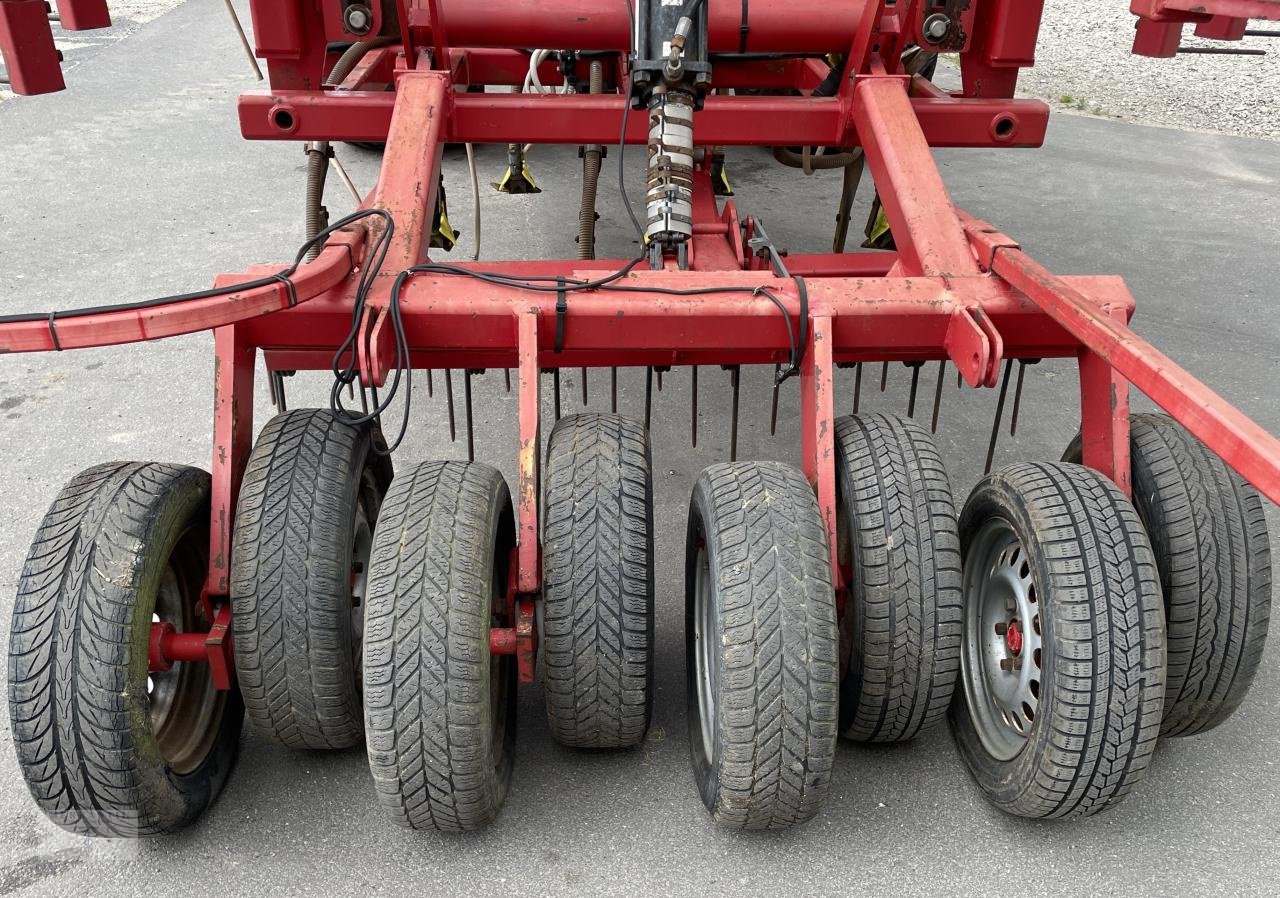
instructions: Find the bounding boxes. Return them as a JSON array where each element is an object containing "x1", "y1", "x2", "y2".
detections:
[
  {"x1": 53, "y1": 0, "x2": 111, "y2": 30},
  {"x1": 852, "y1": 78, "x2": 980, "y2": 277},
  {"x1": 0, "y1": 0, "x2": 65, "y2": 96},
  {"x1": 992, "y1": 246, "x2": 1280, "y2": 505},
  {"x1": 238, "y1": 90, "x2": 1049, "y2": 149}
]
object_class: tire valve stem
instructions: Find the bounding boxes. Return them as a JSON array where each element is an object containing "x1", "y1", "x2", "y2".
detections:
[
  {"x1": 445, "y1": 369, "x2": 456, "y2": 442},
  {"x1": 931, "y1": 360, "x2": 946, "y2": 433},
  {"x1": 984, "y1": 359, "x2": 1015, "y2": 475}
]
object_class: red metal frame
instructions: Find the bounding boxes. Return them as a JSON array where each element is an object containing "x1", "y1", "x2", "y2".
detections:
[{"x1": 3, "y1": 0, "x2": 1280, "y2": 685}]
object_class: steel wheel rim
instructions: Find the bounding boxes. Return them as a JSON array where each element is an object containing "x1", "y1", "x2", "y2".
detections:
[
  {"x1": 149, "y1": 527, "x2": 224, "y2": 776},
  {"x1": 961, "y1": 518, "x2": 1044, "y2": 762},
  {"x1": 693, "y1": 546, "x2": 718, "y2": 763}
]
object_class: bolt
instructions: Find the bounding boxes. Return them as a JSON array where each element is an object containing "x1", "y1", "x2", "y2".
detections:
[
  {"x1": 922, "y1": 13, "x2": 950, "y2": 45},
  {"x1": 994, "y1": 622, "x2": 1007, "y2": 636},
  {"x1": 344, "y1": 3, "x2": 372, "y2": 35},
  {"x1": 999, "y1": 658, "x2": 1013, "y2": 672}
]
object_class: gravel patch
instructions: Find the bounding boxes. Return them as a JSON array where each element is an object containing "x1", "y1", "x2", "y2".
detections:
[{"x1": 1020, "y1": 0, "x2": 1280, "y2": 140}]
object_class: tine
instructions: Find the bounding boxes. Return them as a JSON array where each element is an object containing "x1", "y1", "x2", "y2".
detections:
[
  {"x1": 880, "y1": 361, "x2": 889, "y2": 392},
  {"x1": 581, "y1": 367, "x2": 589, "y2": 406},
  {"x1": 645, "y1": 367, "x2": 653, "y2": 432},
  {"x1": 504, "y1": 368, "x2": 511, "y2": 393},
  {"x1": 445, "y1": 369, "x2": 456, "y2": 442},
  {"x1": 853, "y1": 362, "x2": 862, "y2": 414},
  {"x1": 957, "y1": 367, "x2": 963, "y2": 389},
  {"x1": 770, "y1": 363, "x2": 780, "y2": 436},
  {"x1": 465, "y1": 369, "x2": 475, "y2": 462},
  {"x1": 906, "y1": 362, "x2": 922, "y2": 418},
  {"x1": 984, "y1": 359, "x2": 1014, "y2": 475},
  {"x1": 359, "y1": 383, "x2": 369, "y2": 415},
  {"x1": 657, "y1": 368, "x2": 664, "y2": 391},
  {"x1": 692, "y1": 365, "x2": 699, "y2": 448},
  {"x1": 611, "y1": 367, "x2": 618, "y2": 413},
  {"x1": 729, "y1": 366, "x2": 740, "y2": 462},
  {"x1": 553, "y1": 368, "x2": 562, "y2": 422},
  {"x1": 931, "y1": 360, "x2": 946, "y2": 433},
  {"x1": 427, "y1": 369, "x2": 434, "y2": 398},
  {"x1": 1010, "y1": 360, "x2": 1027, "y2": 436},
  {"x1": 348, "y1": 377, "x2": 355, "y2": 401}
]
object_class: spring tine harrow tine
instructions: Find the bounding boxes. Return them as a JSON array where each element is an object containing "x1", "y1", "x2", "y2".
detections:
[
  {"x1": 931, "y1": 360, "x2": 946, "y2": 433},
  {"x1": 1010, "y1": 359, "x2": 1039, "y2": 436},
  {"x1": 657, "y1": 368, "x2": 664, "y2": 391},
  {"x1": 906, "y1": 361, "x2": 923, "y2": 418},
  {"x1": 445, "y1": 369, "x2": 456, "y2": 442},
  {"x1": 464, "y1": 369, "x2": 475, "y2": 462},
  {"x1": 553, "y1": 368, "x2": 562, "y2": 422},
  {"x1": 853, "y1": 362, "x2": 863, "y2": 414},
  {"x1": 692, "y1": 365, "x2": 699, "y2": 447},
  {"x1": 957, "y1": 367, "x2": 963, "y2": 389},
  {"x1": 880, "y1": 361, "x2": 889, "y2": 392},
  {"x1": 611, "y1": 367, "x2": 618, "y2": 413},
  {"x1": 427, "y1": 369, "x2": 434, "y2": 398},
  {"x1": 581, "y1": 367, "x2": 588, "y2": 405},
  {"x1": 645, "y1": 366, "x2": 653, "y2": 432},
  {"x1": 504, "y1": 368, "x2": 511, "y2": 393},
  {"x1": 770, "y1": 363, "x2": 780, "y2": 436},
  {"x1": 984, "y1": 359, "x2": 1014, "y2": 475},
  {"x1": 729, "y1": 365, "x2": 740, "y2": 462}
]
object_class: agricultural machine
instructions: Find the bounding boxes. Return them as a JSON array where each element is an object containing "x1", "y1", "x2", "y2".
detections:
[{"x1": 0, "y1": 0, "x2": 1277, "y2": 836}]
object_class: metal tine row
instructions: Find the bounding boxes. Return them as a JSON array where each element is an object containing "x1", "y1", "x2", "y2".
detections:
[{"x1": 421, "y1": 356, "x2": 1037, "y2": 470}]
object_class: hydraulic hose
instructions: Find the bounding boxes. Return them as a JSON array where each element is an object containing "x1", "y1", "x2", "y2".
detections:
[
  {"x1": 577, "y1": 60, "x2": 605, "y2": 260},
  {"x1": 305, "y1": 38, "x2": 395, "y2": 259}
]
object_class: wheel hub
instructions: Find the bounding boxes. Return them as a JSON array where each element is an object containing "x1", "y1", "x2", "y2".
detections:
[{"x1": 961, "y1": 519, "x2": 1044, "y2": 762}]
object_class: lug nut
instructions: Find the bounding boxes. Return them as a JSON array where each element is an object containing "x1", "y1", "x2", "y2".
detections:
[
  {"x1": 999, "y1": 658, "x2": 1013, "y2": 671},
  {"x1": 995, "y1": 622, "x2": 1007, "y2": 635}
]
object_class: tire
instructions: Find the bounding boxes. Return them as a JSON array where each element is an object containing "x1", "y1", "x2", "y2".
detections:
[
  {"x1": 951, "y1": 462, "x2": 1166, "y2": 819},
  {"x1": 686, "y1": 462, "x2": 839, "y2": 830},
  {"x1": 1064, "y1": 414, "x2": 1272, "y2": 736},
  {"x1": 8, "y1": 463, "x2": 243, "y2": 836},
  {"x1": 362, "y1": 461, "x2": 517, "y2": 832},
  {"x1": 231, "y1": 409, "x2": 392, "y2": 750},
  {"x1": 542, "y1": 414, "x2": 654, "y2": 748},
  {"x1": 833, "y1": 413, "x2": 962, "y2": 743}
]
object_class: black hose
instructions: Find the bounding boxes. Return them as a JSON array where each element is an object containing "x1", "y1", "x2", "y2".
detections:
[{"x1": 578, "y1": 60, "x2": 605, "y2": 260}]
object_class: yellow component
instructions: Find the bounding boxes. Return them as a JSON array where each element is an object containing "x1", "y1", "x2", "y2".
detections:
[
  {"x1": 495, "y1": 161, "x2": 540, "y2": 194},
  {"x1": 863, "y1": 203, "x2": 894, "y2": 250},
  {"x1": 431, "y1": 203, "x2": 458, "y2": 251},
  {"x1": 711, "y1": 160, "x2": 734, "y2": 197}
]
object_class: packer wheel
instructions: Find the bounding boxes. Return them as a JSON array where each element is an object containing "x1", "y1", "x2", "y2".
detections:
[
  {"x1": 686, "y1": 461, "x2": 838, "y2": 830},
  {"x1": 8, "y1": 463, "x2": 242, "y2": 836},
  {"x1": 1065, "y1": 414, "x2": 1271, "y2": 736},
  {"x1": 362, "y1": 461, "x2": 516, "y2": 832},
  {"x1": 833, "y1": 413, "x2": 963, "y2": 743},
  {"x1": 951, "y1": 462, "x2": 1166, "y2": 819},
  {"x1": 542, "y1": 413, "x2": 654, "y2": 748},
  {"x1": 230, "y1": 409, "x2": 392, "y2": 749}
]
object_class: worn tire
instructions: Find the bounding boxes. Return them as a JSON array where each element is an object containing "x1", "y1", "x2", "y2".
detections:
[
  {"x1": 8, "y1": 463, "x2": 243, "y2": 836},
  {"x1": 231, "y1": 409, "x2": 392, "y2": 750},
  {"x1": 834, "y1": 414, "x2": 962, "y2": 743},
  {"x1": 951, "y1": 462, "x2": 1166, "y2": 819},
  {"x1": 542, "y1": 414, "x2": 654, "y2": 748},
  {"x1": 363, "y1": 461, "x2": 517, "y2": 832},
  {"x1": 686, "y1": 462, "x2": 839, "y2": 830},
  {"x1": 1065, "y1": 414, "x2": 1272, "y2": 736}
]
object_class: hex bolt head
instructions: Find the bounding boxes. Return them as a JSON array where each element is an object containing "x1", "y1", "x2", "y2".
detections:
[
  {"x1": 344, "y1": 3, "x2": 372, "y2": 35},
  {"x1": 922, "y1": 13, "x2": 950, "y2": 45}
]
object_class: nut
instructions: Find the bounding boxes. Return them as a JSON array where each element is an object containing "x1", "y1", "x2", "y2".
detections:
[
  {"x1": 922, "y1": 13, "x2": 950, "y2": 45},
  {"x1": 344, "y1": 3, "x2": 372, "y2": 35}
]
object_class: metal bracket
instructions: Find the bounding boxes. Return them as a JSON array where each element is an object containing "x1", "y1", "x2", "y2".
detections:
[{"x1": 945, "y1": 305, "x2": 1002, "y2": 387}]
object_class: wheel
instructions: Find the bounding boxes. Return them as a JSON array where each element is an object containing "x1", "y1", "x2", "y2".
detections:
[
  {"x1": 1064, "y1": 414, "x2": 1272, "y2": 736},
  {"x1": 951, "y1": 462, "x2": 1166, "y2": 819},
  {"x1": 8, "y1": 463, "x2": 243, "y2": 836},
  {"x1": 362, "y1": 461, "x2": 516, "y2": 831},
  {"x1": 686, "y1": 461, "x2": 838, "y2": 830},
  {"x1": 542, "y1": 413, "x2": 654, "y2": 748},
  {"x1": 230, "y1": 409, "x2": 392, "y2": 749},
  {"x1": 833, "y1": 413, "x2": 962, "y2": 743}
]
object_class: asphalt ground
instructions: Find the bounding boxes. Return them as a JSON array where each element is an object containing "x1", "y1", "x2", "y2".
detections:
[{"x1": 0, "y1": 2, "x2": 1278, "y2": 896}]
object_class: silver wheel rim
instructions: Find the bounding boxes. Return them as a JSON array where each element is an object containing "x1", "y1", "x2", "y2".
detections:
[
  {"x1": 961, "y1": 518, "x2": 1044, "y2": 762},
  {"x1": 693, "y1": 546, "x2": 718, "y2": 763},
  {"x1": 351, "y1": 496, "x2": 373, "y2": 687}
]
